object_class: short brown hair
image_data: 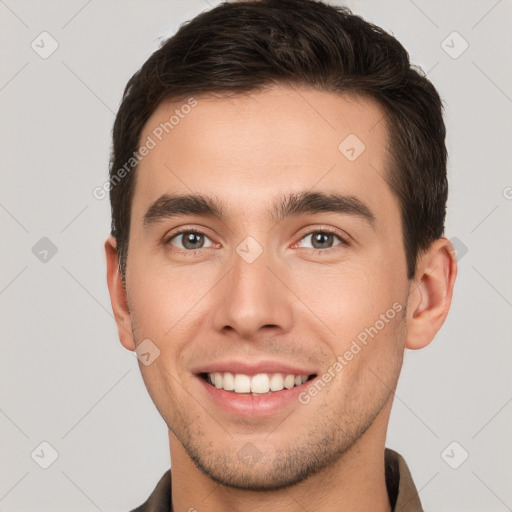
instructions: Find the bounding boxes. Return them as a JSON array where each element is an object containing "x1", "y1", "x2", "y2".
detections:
[{"x1": 109, "y1": 0, "x2": 447, "y2": 280}]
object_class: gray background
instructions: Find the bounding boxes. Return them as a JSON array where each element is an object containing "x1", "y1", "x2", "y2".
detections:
[{"x1": 1, "y1": 0, "x2": 511, "y2": 510}]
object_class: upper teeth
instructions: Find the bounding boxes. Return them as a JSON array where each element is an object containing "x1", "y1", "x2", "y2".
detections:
[{"x1": 207, "y1": 372, "x2": 309, "y2": 394}]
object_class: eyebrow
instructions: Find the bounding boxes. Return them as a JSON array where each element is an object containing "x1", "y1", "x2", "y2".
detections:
[{"x1": 143, "y1": 191, "x2": 375, "y2": 228}]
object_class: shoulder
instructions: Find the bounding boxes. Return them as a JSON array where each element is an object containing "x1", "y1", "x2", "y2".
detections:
[
  {"x1": 385, "y1": 448, "x2": 424, "y2": 512},
  {"x1": 129, "y1": 470, "x2": 172, "y2": 512}
]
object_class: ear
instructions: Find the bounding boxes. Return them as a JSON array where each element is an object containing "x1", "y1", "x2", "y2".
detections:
[
  {"x1": 105, "y1": 235, "x2": 135, "y2": 351},
  {"x1": 405, "y1": 237, "x2": 458, "y2": 350}
]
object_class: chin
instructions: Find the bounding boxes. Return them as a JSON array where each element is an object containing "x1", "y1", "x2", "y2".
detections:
[
  {"x1": 195, "y1": 459, "x2": 314, "y2": 491},
  {"x1": 183, "y1": 438, "x2": 349, "y2": 492}
]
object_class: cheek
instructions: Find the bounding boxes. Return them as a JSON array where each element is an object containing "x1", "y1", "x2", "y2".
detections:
[
  {"x1": 328, "y1": 307, "x2": 406, "y2": 411},
  {"x1": 128, "y1": 271, "x2": 200, "y2": 417},
  {"x1": 127, "y1": 260, "x2": 212, "y2": 340},
  {"x1": 289, "y1": 257, "x2": 407, "y2": 395},
  {"x1": 137, "y1": 360, "x2": 190, "y2": 431},
  {"x1": 288, "y1": 260, "x2": 401, "y2": 340}
]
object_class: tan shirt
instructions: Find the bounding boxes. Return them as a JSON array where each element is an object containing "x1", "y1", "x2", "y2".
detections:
[{"x1": 131, "y1": 448, "x2": 423, "y2": 512}]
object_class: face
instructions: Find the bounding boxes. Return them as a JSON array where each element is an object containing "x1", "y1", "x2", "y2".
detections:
[{"x1": 121, "y1": 86, "x2": 412, "y2": 489}]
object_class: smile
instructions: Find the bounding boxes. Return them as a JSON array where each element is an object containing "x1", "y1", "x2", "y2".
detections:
[{"x1": 202, "y1": 372, "x2": 316, "y2": 395}]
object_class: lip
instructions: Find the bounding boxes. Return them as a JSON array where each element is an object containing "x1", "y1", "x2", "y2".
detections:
[
  {"x1": 196, "y1": 373, "x2": 316, "y2": 417},
  {"x1": 191, "y1": 359, "x2": 317, "y2": 377}
]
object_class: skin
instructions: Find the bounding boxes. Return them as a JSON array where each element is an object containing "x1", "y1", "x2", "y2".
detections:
[{"x1": 105, "y1": 85, "x2": 457, "y2": 512}]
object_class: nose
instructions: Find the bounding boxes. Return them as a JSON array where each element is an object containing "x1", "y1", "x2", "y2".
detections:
[{"x1": 211, "y1": 245, "x2": 294, "y2": 340}]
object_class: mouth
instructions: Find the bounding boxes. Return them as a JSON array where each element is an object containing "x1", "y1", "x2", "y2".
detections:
[
  {"x1": 199, "y1": 371, "x2": 317, "y2": 395},
  {"x1": 193, "y1": 360, "x2": 319, "y2": 416}
]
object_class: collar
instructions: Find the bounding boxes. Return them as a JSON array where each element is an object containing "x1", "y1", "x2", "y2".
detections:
[{"x1": 131, "y1": 448, "x2": 423, "y2": 512}]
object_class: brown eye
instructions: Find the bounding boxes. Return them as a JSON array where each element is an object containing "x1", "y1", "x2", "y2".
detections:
[
  {"x1": 311, "y1": 232, "x2": 335, "y2": 249},
  {"x1": 296, "y1": 230, "x2": 348, "y2": 251}
]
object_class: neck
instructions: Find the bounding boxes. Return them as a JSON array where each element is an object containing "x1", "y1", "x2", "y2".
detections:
[{"x1": 168, "y1": 402, "x2": 393, "y2": 512}]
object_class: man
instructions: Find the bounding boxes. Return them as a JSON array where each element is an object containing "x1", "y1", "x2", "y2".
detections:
[{"x1": 105, "y1": 0, "x2": 457, "y2": 510}]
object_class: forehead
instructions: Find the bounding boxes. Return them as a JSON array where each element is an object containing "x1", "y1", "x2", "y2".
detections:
[{"x1": 132, "y1": 85, "x2": 396, "y2": 227}]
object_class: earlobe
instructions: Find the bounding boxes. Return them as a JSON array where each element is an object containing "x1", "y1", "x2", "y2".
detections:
[
  {"x1": 105, "y1": 235, "x2": 136, "y2": 351},
  {"x1": 405, "y1": 237, "x2": 458, "y2": 350}
]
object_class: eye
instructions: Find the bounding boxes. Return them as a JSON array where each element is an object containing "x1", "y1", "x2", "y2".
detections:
[
  {"x1": 295, "y1": 230, "x2": 348, "y2": 251},
  {"x1": 166, "y1": 229, "x2": 215, "y2": 252}
]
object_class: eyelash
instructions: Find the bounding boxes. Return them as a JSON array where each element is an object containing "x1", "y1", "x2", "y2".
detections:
[
  {"x1": 294, "y1": 228, "x2": 350, "y2": 254},
  {"x1": 164, "y1": 227, "x2": 350, "y2": 257},
  {"x1": 164, "y1": 228, "x2": 215, "y2": 257}
]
